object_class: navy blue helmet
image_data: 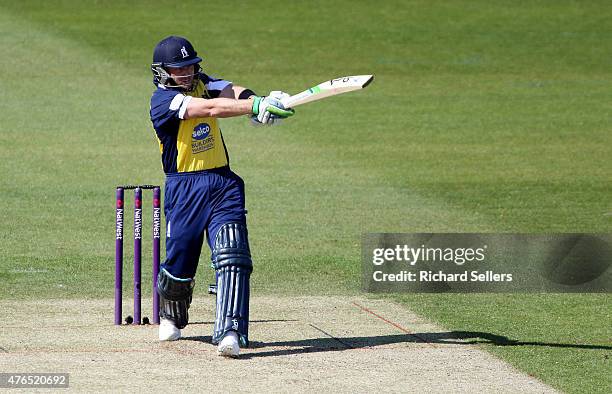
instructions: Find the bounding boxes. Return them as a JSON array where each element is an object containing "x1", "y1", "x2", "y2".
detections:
[{"x1": 151, "y1": 36, "x2": 203, "y2": 90}]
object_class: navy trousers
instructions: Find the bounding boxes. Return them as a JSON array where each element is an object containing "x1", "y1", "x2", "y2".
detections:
[{"x1": 162, "y1": 167, "x2": 247, "y2": 278}]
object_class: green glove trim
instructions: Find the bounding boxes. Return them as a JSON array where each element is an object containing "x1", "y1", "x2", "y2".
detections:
[
  {"x1": 267, "y1": 106, "x2": 295, "y2": 118},
  {"x1": 252, "y1": 96, "x2": 262, "y2": 115}
]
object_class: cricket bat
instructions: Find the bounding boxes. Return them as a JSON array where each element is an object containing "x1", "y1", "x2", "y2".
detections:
[{"x1": 281, "y1": 75, "x2": 374, "y2": 108}]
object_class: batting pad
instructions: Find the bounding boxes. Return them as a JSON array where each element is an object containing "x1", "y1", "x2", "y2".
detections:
[
  {"x1": 213, "y1": 265, "x2": 251, "y2": 346},
  {"x1": 211, "y1": 223, "x2": 252, "y2": 346}
]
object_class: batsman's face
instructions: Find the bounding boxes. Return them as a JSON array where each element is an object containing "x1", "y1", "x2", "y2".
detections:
[{"x1": 167, "y1": 65, "x2": 195, "y2": 89}]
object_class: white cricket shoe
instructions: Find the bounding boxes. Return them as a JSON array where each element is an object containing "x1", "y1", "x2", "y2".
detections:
[
  {"x1": 217, "y1": 331, "x2": 240, "y2": 357},
  {"x1": 159, "y1": 317, "x2": 181, "y2": 341}
]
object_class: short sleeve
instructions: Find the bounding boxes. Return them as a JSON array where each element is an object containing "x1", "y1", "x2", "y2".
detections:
[
  {"x1": 150, "y1": 88, "x2": 192, "y2": 131},
  {"x1": 200, "y1": 73, "x2": 232, "y2": 98}
]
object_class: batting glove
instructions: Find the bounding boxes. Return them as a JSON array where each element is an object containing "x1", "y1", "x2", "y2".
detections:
[
  {"x1": 252, "y1": 91, "x2": 292, "y2": 126},
  {"x1": 251, "y1": 94, "x2": 294, "y2": 125}
]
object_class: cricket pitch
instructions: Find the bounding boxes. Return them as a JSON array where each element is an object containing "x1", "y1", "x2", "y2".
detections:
[{"x1": 1, "y1": 296, "x2": 557, "y2": 393}]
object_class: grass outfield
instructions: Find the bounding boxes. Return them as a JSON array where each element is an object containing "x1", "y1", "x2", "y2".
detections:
[{"x1": 0, "y1": 1, "x2": 610, "y2": 392}]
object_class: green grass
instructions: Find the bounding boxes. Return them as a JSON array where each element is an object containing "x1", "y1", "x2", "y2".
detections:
[
  {"x1": 394, "y1": 293, "x2": 611, "y2": 393},
  {"x1": 0, "y1": 1, "x2": 610, "y2": 392}
]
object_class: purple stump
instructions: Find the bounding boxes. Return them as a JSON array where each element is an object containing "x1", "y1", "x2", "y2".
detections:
[
  {"x1": 115, "y1": 187, "x2": 124, "y2": 325},
  {"x1": 152, "y1": 187, "x2": 161, "y2": 324},
  {"x1": 133, "y1": 187, "x2": 142, "y2": 325}
]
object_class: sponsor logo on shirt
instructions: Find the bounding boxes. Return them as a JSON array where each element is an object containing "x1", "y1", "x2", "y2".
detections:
[
  {"x1": 192, "y1": 123, "x2": 214, "y2": 154},
  {"x1": 192, "y1": 123, "x2": 211, "y2": 140}
]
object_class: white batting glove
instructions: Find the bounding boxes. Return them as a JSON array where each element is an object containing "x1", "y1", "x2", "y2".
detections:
[
  {"x1": 268, "y1": 90, "x2": 290, "y2": 102},
  {"x1": 250, "y1": 93, "x2": 294, "y2": 126},
  {"x1": 264, "y1": 91, "x2": 292, "y2": 126}
]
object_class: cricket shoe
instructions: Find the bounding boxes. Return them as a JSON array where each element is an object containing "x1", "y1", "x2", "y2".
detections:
[
  {"x1": 217, "y1": 331, "x2": 240, "y2": 357},
  {"x1": 159, "y1": 317, "x2": 181, "y2": 341}
]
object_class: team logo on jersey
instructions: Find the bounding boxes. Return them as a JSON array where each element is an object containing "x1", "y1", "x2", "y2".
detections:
[
  {"x1": 181, "y1": 46, "x2": 189, "y2": 58},
  {"x1": 192, "y1": 123, "x2": 210, "y2": 140},
  {"x1": 192, "y1": 123, "x2": 214, "y2": 154}
]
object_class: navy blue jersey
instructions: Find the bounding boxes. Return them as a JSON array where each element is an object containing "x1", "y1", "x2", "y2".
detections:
[{"x1": 150, "y1": 73, "x2": 232, "y2": 174}]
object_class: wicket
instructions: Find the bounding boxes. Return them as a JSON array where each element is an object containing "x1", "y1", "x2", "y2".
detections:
[{"x1": 115, "y1": 185, "x2": 161, "y2": 325}]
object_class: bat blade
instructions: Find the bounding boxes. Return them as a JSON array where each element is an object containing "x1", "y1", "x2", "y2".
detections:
[{"x1": 281, "y1": 75, "x2": 374, "y2": 108}]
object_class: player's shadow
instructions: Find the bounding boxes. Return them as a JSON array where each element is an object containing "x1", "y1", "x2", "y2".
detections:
[{"x1": 181, "y1": 329, "x2": 612, "y2": 359}]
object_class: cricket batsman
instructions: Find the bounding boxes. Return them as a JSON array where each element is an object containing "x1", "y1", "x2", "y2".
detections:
[{"x1": 148, "y1": 36, "x2": 294, "y2": 357}]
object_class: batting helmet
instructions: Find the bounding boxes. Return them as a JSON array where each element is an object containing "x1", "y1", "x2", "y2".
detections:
[{"x1": 151, "y1": 36, "x2": 203, "y2": 90}]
